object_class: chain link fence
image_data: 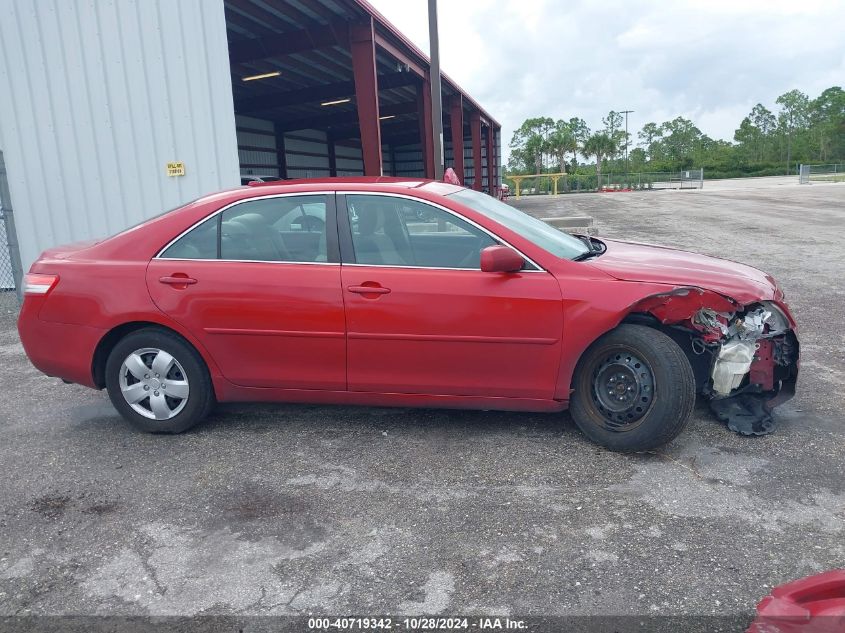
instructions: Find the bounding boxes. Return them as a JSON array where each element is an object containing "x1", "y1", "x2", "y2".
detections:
[
  {"x1": 0, "y1": 151, "x2": 23, "y2": 311},
  {"x1": 506, "y1": 169, "x2": 704, "y2": 197},
  {"x1": 799, "y1": 163, "x2": 844, "y2": 184}
]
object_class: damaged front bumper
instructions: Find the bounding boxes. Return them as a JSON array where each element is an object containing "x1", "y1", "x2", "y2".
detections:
[
  {"x1": 629, "y1": 286, "x2": 800, "y2": 436},
  {"x1": 701, "y1": 303, "x2": 800, "y2": 435}
]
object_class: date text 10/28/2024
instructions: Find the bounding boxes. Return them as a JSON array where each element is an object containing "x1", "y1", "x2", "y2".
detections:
[{"x1": 307, "y1": 617, "x2": 528, "y2": 630}]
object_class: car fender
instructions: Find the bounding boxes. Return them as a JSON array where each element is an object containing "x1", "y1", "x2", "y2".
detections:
[
  {"x1": 554, "y1": 278, "x2": 737, "y2": 401},
  {"x1": 30, "y1": 257, "x2": 225, "y2": 388}
]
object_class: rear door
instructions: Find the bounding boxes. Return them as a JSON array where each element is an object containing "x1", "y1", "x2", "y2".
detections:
[
  {"x1": 146, "y1": 193, "x2": 345, "y2": 390},
  {"x1": 339, "y1": 193, "x2": 563, "y2": 399}
]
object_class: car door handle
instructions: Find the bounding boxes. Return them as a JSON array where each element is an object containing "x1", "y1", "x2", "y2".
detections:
[
  {"x1": 159, "y1": 275, "x2": 197, "y2": 285},
  {"x1": 347, "y1": 285, "x2": 391, "y2": 295}
]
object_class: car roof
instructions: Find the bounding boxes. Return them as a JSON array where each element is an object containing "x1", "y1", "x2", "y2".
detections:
[
  {"x1": 186, "y1": 177, "x2": 467, "y2": 210},
  {"x1": 229, "y1": 176, "x2": 466, "y2": 198},
  {"x1": 246, "y1": 176, "x2": 429, "y2": 188}
]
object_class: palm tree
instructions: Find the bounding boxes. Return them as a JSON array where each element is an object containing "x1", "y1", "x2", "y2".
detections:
[
  {"x1": 582, "y1": 132, "x2": 618, "y2": 189},
  {"x1": 548, "y1": 120, "x2": 578, "y2": 173}
]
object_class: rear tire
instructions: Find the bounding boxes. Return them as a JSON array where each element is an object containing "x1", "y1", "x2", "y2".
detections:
[
  {"x1": 105, "y1": 328, "x2": 214, "y2": 433},
  {"x1": 570, "y1": 324, "x2": 695, "y2": 452}
]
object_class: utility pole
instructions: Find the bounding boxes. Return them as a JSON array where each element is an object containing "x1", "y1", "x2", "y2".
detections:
[
  {"x1": 428, "y1": 0, "x2": 444, "y2": 179},
  {"x1": 620, "y1": 110, "x2": 633, "y2": 174}
]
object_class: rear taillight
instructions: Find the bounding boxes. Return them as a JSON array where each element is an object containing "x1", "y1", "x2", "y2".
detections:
[{"x1": 23, "y1": 273, "x2": 59, "y2": 296}]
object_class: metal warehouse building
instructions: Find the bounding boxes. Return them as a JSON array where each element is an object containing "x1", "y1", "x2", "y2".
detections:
[{"x1": 0, "y1": 0, "x2": 502, "y2": 291}]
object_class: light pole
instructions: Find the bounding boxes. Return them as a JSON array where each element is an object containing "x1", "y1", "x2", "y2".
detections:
[
  {"x1": 619, "y1": 110, "x2": 633, "y2": 174},
  {"x1": 428, "y1": 0, "x2": 444, "y2": 180}
]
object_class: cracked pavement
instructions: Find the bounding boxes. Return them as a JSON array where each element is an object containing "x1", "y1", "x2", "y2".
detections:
[{"x1": 0, "y1": 179, "x2": 843, "y2": 621}]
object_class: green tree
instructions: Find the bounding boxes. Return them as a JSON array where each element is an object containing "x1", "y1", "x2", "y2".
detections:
[
  {"x1": 582, "y1": 132, "x2": 618, "y2": 187},
  {"x1": 809, "y1": 86, "x2": 845, "y2": 161},
  {"x1": 603, "y1": 110, "x2": 625, "y2": 159},
  {"x1": 749, "y1": 104, "x2": 776, "y2": 162},
  {"x1": 628, "y1": 147, "x2": 647, "y2": 172},
  {"x1": 660, "y1": 117, "x2": 704, "y2": 168},
  {"x1": 568, "y1": 117, "x2": 590, "y2": 168},
  {"x1": 638, "y1": 122, "x2": 664, "y2": 161},
  {"x1": 547, "y1": 120, "x2": 578, "y2": 173},
  {"x1": 776, "y1": 89, "x2": 810, "y2": 174},
  {"x1": 506, "y1": 85, "x2": 843, "y2": 182},
  {"x1": 508, "y1": 117, "x2": 554, "y2": 174},
  {"x1": 733, "y1": 117, "x2": 757, "y2": 162}
]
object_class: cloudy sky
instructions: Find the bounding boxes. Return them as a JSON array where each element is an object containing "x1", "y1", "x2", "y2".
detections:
[{"x1": 368, "y1": 0, "x2": 845, "y2": 159}]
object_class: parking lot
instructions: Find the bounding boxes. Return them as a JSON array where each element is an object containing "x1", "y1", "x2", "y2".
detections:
[{"x1": 1, "y1": 179, "x2": 844, "y2": 624}]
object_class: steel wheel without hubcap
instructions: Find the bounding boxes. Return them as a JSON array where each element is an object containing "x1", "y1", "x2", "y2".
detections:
[
  {"x1": 118, "y1": 347, "x2": 190, "y2": 420},
  {"x1": 591, "y1": 349, "x2": 655, "y2": 431},
  {"x1": 571, "y1": 325, "x2": 695, "y2": 452}
]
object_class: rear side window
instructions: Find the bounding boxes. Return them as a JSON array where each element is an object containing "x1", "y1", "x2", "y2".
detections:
[
  {"x1": 160, "y1": 216, "x2": 218, "y2": 259},
  {"x1": 159, "y1": 195, "x2": 329, "y2": 262}
]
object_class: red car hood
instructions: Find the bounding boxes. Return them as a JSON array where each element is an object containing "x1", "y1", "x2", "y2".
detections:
[{"x1": 587, "y1": 238, "x2": 778, "y2": 305}]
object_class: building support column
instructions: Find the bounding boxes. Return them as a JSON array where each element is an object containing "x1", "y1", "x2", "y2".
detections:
[
  {"x1": 349, "y1": 19, "x2": 382, "y2": 176},
  {"x1": 274, "y1": 124, "x2": 288, "y2": 179},
  {"x1": 417, "y1": 75, "x2": 435, "y2": 179},
  {"x1": 328, "y1": 133, "x2": 337, "y2": 177},
  {"x1": 449, "y1": 96, "x2": 464, "y2": 183},
  {"x1": 470, "y1": 112, "x2": 482, "y2": 191},
  {"x1": 485, "y1": 124, "x2": 495, "y2": 195}
]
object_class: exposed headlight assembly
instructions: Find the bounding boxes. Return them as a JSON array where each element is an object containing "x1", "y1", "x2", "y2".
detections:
[{"x1": 758, "y1": 301, "x2": 790, "y2": 335}]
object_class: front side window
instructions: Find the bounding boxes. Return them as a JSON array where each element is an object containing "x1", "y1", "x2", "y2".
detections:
[
  {"x1": 160, "y1": 195, "x2": 329, "y2": 262},
  {"x1": 346, "y1": 195, "x2": 496, "y2": 269},
  {"x1": 448, "y1": 187, "x2": 590, "y2": 260}
]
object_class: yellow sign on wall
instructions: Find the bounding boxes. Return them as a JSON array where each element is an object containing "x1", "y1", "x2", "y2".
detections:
[{"x1": 166, "y1": 161, "x2": 185, "y2": 177}]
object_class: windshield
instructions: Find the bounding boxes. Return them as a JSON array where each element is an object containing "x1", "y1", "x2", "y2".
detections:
[{"x1": 448, "y1": 188, "x2": 591, "y2": 260}]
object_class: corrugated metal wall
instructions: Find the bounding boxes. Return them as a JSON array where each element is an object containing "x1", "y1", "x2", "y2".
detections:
[
  {"x1": 336, "y1": 142, "x2": 364, "y2": 177},
  {"x1": 285, "y1": 129, "x2": 331, "y2": 178},
  {"x1": 392, "y1": 143, "x2": 425, "y2": 177},
  {"x1": 235, "y1": 116, "x2": 408, "y2": 180},
  {"x1": 0, "y1": 0, "x2": 240, "y2": 273},
  {"x1": 236, "y1": 114, "x2": 280, "y2": 178}
]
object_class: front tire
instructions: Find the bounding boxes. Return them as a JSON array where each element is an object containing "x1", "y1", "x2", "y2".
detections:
[
  {"x1": 105, "y1": 328, "x2": 214, "y2": 433},
  {"x1": 570, "y1": 324, "x2": 695, "y2": 452}
]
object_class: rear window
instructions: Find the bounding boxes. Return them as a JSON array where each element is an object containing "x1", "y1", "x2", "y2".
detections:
[{"x1": 111, "y1": 201, "x2": 199, "y2": 239}]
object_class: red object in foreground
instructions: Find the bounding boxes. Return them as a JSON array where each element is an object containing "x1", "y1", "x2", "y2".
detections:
[
  {"x1": 17, "y1": 177, "x2": 799, "y2": 451},
  {"x1": 748, "y1": 570, "x2": 845, "y2": 633}
]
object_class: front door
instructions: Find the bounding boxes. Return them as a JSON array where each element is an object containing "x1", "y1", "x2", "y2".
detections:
[
  {"x1": 147, "y1": 193, "x2": 345, "y2": 390},
  {"x1": 339, "y1": 193, "x2": 563, "y2": 399}
]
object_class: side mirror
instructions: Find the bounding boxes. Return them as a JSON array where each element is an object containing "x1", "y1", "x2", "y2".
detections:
[{"x1": 480, "y1": 245, "x2": 524, "y2": 273}]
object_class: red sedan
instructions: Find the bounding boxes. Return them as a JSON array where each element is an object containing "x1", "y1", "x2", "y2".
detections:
[{"x1": 18, "y1": 178, "x2": 799, "y2": 452}]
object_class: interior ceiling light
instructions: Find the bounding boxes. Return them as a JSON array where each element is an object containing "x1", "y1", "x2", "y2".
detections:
[
  {"x1": 379, "y1": 115, "x2": 395, "y2": 120},
  {"x1": 321, "y1": 98, "x2": 351, "y2": 106},
  {"x1": 242, "y1": 71, "x2": 281, "y2": 82}
]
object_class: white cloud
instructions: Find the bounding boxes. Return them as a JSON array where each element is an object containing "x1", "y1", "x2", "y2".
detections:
[{"x1": 368, "y1": 0, "x2": 845, "y2": 160}]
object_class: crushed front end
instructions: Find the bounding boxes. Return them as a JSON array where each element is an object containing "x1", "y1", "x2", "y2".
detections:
[
  {"x1": 632, "y1": 288, "x2": 800, "y2": 435},
  {"x1": 693, "y1": 303, "x2": 799, "y2": 434}
]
